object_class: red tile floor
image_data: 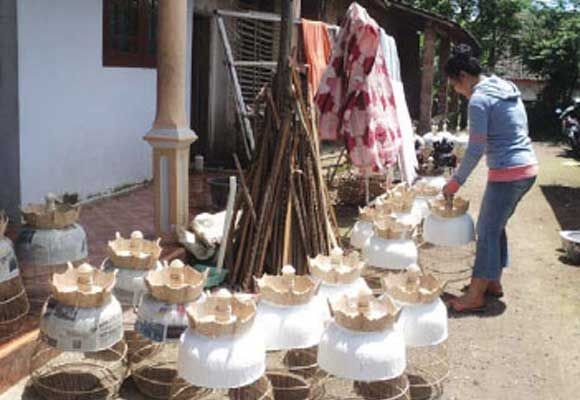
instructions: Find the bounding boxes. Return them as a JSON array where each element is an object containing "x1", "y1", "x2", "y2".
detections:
[
  {"x1": 5, "y1": 172, "x2": 221, "y2": 263},
  {"x1": 76, "y1": 171, "x2": 218, "y2": 264}
]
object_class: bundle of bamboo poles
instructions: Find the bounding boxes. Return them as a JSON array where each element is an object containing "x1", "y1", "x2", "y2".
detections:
[{"x1": 225, "y1": 68, "x2": 338, "y2": 290}]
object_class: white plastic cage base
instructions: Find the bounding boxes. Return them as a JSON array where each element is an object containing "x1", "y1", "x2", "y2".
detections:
[
  {"x1": 406, "y1": 342, "x2": 449, "y2": 400},
  {"x1": 169, "y1": 375, "x2": 273, "y2": 400},
  {"x1": 320, "y1": 374, "x2": 410, "y2": 400}
]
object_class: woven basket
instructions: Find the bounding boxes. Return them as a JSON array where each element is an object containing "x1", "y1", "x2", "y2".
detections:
[
  {"x1": 266, "y1": 371, "x2": 313, "y2": 400},
  {"x1": 283, "y1": 347, "x2": 326, "y2": 382},
  {"x1": 131, "y1": 342, "x2": 178, "y2": 400},
  {"x1": 319, "y1": 374, "x2": 410, "y2": 400},
  {"x1": 406, "y1": 342, "x2": 448, "y2": 400},
  {"x1": 418, "y1": 241, "x2": 475, "y2": 284},
  {"x1": 0, "y1": 276, "x2": 29, "y2": 341},
  {"x1": 125, "y1": 329, "x2": 158, "y2": 364},
  {"x1": 335, "y1": 172, "x2": 386, "y2": 206},
  {"x1": 168, "y1": 378, "x2": 212, "y2": 400},
  {"x1": 353, "y1": 375, "x2": 410, "y2": 400},
  {"x1": 362, "y1": 267, "x2": 407, "y2": 296},
  {"x1": 229, "y1": 376, "x2": 274, "y2": 400},
  {"x1": 31, "y1": 340, "x2": 128, "y2": 400},
  {"x1": 169, "y1": 376, "x2": 272, "y2": 400}
]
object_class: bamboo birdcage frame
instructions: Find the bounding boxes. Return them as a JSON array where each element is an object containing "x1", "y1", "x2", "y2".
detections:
[{"x1": 30, "y1": 340, "x2": 128, "y2": 400}]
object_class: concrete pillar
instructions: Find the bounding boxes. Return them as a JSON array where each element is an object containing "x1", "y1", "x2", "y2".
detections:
[
  {"x1": 418, "y1": 23, "x2": 436, "y2": 135},
  {"x1": 144, "y1": 0, "x2": 197, "y2": 240}
]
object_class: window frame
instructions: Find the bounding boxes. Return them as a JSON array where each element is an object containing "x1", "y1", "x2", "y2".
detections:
[{"x1": 102, "y1": 0, "x2": 157, "y2": 68}]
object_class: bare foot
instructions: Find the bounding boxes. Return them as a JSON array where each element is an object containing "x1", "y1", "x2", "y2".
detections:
[
  {"x1": 462, "y1": 281, "x2": 504, "y2": 297},
  {"x1": 448, "y1": 293, "x2": 487, "y2": 313},
  {"x1": 487, "y1": 281, "x2": 504, "y2": 297}
]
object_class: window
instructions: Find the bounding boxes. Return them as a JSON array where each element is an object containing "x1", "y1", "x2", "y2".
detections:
[{"x1": 103, "y1": 0, "x2": 158, "y2": 68}]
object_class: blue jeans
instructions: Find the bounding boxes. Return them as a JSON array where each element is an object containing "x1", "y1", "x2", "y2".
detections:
[{"x1": 473, "y1": 177, "x2": 536, "y2": 280}]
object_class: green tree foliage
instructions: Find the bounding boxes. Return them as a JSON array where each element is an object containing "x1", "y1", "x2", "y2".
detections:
[
  {"x1": 518, "y1": 1, "x2": 580, "y2": 137},
  {"x1": 520, "y1": 1, "x2": 580, "y2": 104},
  {"x1": 407, "y1": 0, "x2": 579, "y2": 137},
  {"x1": 408, "y1": 0, "x2": 528, "y2": 70},
  {"x1": 470, "y1": 0, "x2": 529, "y2": 70}
]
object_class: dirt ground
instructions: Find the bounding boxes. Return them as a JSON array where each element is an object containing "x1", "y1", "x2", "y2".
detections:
[
  {"x1": 2, "y1": 142, "x2": 579, "y2": 400},
  {"x1": 430, "y1": 142, "x2": 580, "y2": 400},
  {"x1": 334, "y1": 141, "x2": 580, "y2": 400}
]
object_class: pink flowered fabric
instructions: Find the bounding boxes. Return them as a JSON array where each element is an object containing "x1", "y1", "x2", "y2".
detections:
[{"x1": 315, "y1": 3, "x2": 402, "y2": 171}]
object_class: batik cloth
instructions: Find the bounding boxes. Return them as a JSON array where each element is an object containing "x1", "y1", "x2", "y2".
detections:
[{"x1": 316, "y1": 3, "x2": 402, "y2": 172}]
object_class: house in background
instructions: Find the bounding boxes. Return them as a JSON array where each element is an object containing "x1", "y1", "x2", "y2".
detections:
[
  {"x1": 495, "y1": 56, "x2": 547, "y2": 103},
  {"x1": 0, "y1": 0, "x2": 195, "y2": 219},
  {"x1": 0, "y1": 0, "x2": 477, "y2": 219}
]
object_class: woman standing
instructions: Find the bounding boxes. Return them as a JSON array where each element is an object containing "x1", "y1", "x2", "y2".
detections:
[{"x1": 442, "y1": 45, "x2": 538, "y2": 313}]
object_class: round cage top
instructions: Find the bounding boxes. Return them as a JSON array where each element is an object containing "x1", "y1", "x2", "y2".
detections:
[
  {"x1": 20, "y1": 193, "x2": 80, "y2": 229},
  {"x1": 107, "y1": 231, "x2": 162, "y2": 270},
  {"x1": 358, "y1": 205, "x2": 378, "y2": 223},
  {"x1": 381, "y1": 266, "x2": 446, "y2": 305},
  {"x1": 145, "y1": 259, "x2": 208, "y2": 304},
  {"x1": 308, "y1": 247, "x2": 364, "y2": 285},
  {"x1": 255, "y1": 265, "x2": 320, "y2": 306},
  {"x1": 50, "y1": 262, "x2": 116, "y2": 308},
  {"x1": 187, "y1": 289, "x2": 257, "y2": 338},
  {"x1": 373, "y1": 215, "x2": 415, "y2": 240},
  {"x1": 376, "y1": 184, "x2": 417, "y2": 214},
  {"x1": 329, "y1": 288, "x2": 401, "y2": 333},
  {"x1": 429, "y1": 195, "x2": 470, "y2": 218},
  {"x1": 414, "y1": 178, "x2": 442, "y2": 197}
]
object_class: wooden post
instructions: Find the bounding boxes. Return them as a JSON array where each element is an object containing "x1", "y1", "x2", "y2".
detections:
[
  {"x1": 418, "y1": 23, "x2": 436, "y2": 135},
  {"x1": 449, "y1": 89, "x2": 459, "y2": 132},
  {"x1": 291, "y1": 0, "x2": 301, "y2": 49},
  {"x1": 438, "y1": 36, "x2": 451, "y2": 119},
  {"x1": 275, "y1": 0, "x2": 294, "y2": 116},
  {"x1": 144, "y1": 0, "x2": 197, "y2": 241}
]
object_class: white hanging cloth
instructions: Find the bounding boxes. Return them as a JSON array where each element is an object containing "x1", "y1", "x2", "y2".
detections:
[{"x1": 379, "y1": 29, "x2": 417, "y2": 184}]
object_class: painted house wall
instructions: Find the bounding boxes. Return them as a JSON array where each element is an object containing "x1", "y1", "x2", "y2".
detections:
[{"x1": 16, "y1": 0, "x2": 194, "y2": 204}]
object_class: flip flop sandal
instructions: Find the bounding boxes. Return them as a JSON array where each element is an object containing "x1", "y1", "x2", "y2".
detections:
[
  {"x1": 447, "y1": 298, "x2": 487, "y2": 314},
  {"x1": 461, "y1": 284, "x2": 504, "y2": 298}
]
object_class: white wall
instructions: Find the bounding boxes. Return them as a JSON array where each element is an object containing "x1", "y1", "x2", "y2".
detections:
[{"x1": 17, "y1": 0, "x2": 193, "y2": 204}]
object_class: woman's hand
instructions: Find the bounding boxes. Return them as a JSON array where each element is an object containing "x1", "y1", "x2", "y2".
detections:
[{"x1": 442, "y1": 179, "x2": 460, "y2": 195}]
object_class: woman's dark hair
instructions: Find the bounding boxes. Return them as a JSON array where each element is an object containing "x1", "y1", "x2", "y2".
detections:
[{"x1": 444, "y1": 44, "x2": 482, "y2": 79}]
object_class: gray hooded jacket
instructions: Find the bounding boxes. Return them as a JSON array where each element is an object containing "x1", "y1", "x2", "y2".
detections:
[{"x1": 453, "y1": 75, "x2": 538, "y2": 185}]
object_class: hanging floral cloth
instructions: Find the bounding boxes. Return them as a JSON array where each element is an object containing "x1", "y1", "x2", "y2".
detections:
[{"x1": 315, "y1": 2, "x2": 402, "y2": 172}]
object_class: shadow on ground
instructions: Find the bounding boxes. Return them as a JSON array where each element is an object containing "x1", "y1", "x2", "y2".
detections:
[
  {"x1": 540, "y1": 185, "x2": 580, "y2": 230},
  {"x1": 442, "y1": 292, "x2": 507, "y2": 319},
  {"x1": 556, "y1": 148, "x2": 580, "y2": 161}
]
